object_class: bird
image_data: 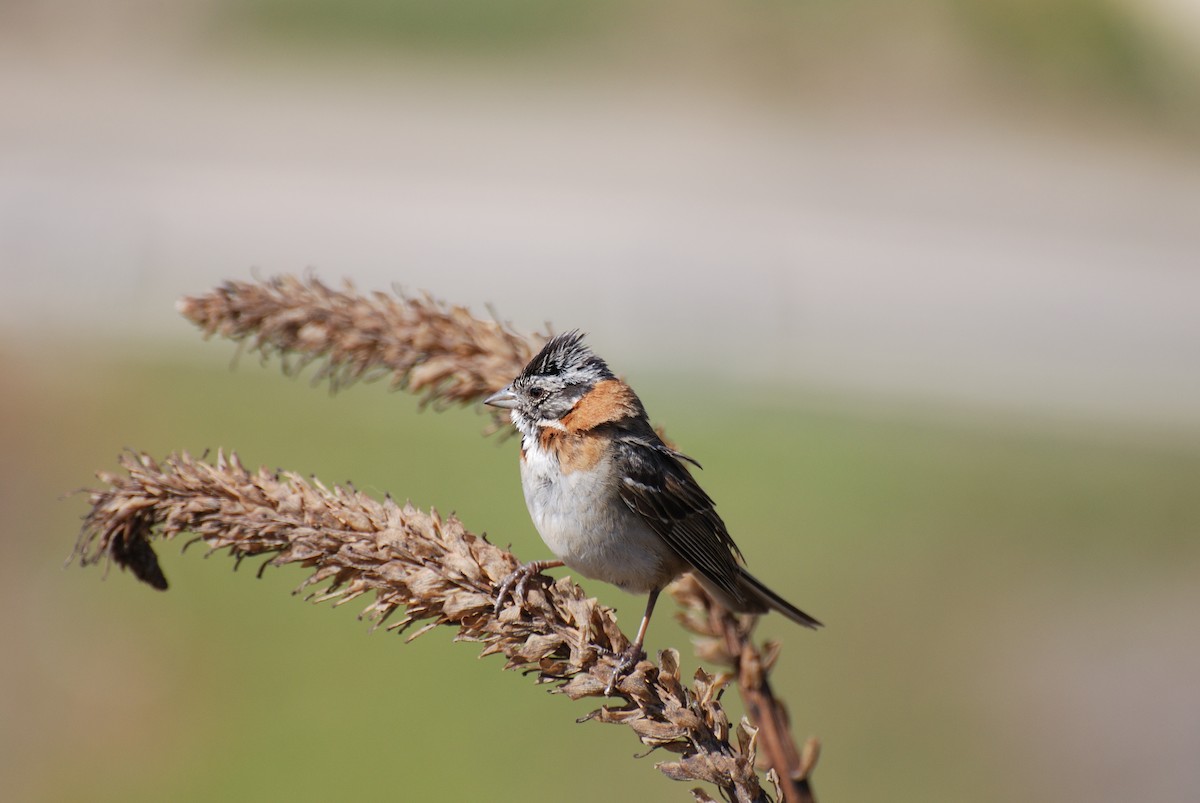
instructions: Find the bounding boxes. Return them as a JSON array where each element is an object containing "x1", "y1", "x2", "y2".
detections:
[{"x1": 485, "y1": 331, "x2": 820, "y2": 692}]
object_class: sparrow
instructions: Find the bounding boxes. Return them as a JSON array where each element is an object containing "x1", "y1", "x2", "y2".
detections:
[{"x1": 485, "y1": 331, "x2": 820, "y2": 692}]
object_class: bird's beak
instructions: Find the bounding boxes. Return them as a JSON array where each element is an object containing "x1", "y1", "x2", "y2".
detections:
[{"x1": 484, "y1": 386, "x2": 519, "y2": 410}]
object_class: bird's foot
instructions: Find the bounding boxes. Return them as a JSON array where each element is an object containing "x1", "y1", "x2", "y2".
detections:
[
  {"x1": 493, "y1": 559, "x2": 562, "y2": 614},
  {"x1": 604, "y1": 643, "x2": 645, "y2": 696}
]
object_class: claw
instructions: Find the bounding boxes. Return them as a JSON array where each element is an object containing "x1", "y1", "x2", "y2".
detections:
[
  {"x1": 602, "y1": 586, "x2": 660, "y2": 695},
  {"x1": 604, "y1": 644, "x2": 645, "y2": 696},
  {"x1": 493, "y1": 559, "x2": 564, "y2": 614}
]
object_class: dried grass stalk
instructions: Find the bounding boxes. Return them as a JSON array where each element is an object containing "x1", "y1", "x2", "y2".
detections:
[
  {"x1": 73, "y1": 450, "x2": 774, "y2": 803},
  {"x1": 176, "y1": 275, "x2": 540, "y2": 419},
  {"x1": 86, "y1": 274, "x2": 820, "y2": 800},
  {"x1": 673, "y1": 577, "x2": 821, "y2": 803}
]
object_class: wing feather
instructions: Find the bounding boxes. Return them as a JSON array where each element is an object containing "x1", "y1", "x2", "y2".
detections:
[{"x1": 614, "y1": 433, "x2": 746, "y2": 601}]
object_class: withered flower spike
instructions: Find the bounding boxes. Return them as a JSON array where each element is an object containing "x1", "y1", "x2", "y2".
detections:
[
  {"x1": 175, "y1": 275, "x2": 542, "y2": 421},
  {"x1": 72, "y1": 450, "x2": 772, "y2": 803},
  {"x1": 671, "y1": 576, "x2": 820, "y2": 803},
  {"x1": 95, "y1": 275, "x2": 818, "y2": 800}
]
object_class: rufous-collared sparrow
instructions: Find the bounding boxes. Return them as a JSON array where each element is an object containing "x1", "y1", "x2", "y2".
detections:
[{"x1": 486, "y1": 331, "x2": 821, "y2": 692}]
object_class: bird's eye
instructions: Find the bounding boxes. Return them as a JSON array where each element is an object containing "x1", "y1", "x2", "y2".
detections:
[{"x1": 528, "y1": 386, "x2": 546, "y2": 400}]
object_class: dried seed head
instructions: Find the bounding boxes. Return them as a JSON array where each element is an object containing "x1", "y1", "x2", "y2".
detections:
[
  {"x1": 73, "y1": 449, "x2": 771, "y2": 801},
  {"x1": 176, "y1": 275, "x2": 543, "y2": 422},
  {"x1": 72, "y1": 274, "x2": 819, "y2": 802}
]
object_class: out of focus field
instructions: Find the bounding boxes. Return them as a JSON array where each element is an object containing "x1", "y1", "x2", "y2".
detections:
[
  {"x1": 4, "y1": 346, "x2": 1197, "y2": 802},
  {"x1": 3, "y1": 1, "x2": 1199, "y2": 801}
]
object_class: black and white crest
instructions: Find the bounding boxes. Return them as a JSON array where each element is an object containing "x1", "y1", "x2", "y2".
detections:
[{"x1": 521, "y1": 330, "x2": 613, "y2": 382}]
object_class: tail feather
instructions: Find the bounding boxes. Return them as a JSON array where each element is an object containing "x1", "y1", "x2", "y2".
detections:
[{"x1": 738, "y1": 569, "x2": 823, "y2": 629}]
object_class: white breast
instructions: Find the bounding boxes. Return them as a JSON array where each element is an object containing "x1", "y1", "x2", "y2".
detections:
[{"x1": 519, "y1": 436, "x2": 682, "y2": 594}]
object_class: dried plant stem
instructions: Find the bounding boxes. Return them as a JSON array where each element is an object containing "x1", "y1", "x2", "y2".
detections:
[
  {"x1": 674, "y1": 578, "x2": 820, "y2": 802},
  {"x1": 74, "y1": 450, "x2": 774, "y2": 803},
  {"x1": 176, "y1": 274, "x2": 540, "y2": 421},
  {"x1": 84, "y1": 274, "x2": 820, "y2": 799}
]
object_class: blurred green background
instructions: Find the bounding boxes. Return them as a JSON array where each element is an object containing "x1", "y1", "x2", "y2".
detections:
[
  {"x1": 7, "y1": 345, "x2": 1199, "y2": 802},
  {"x1": 3, "y1": 1, "x2": 1200, "y2": 802}
]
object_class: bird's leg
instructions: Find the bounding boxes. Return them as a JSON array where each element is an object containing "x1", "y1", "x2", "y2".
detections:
[
  {"x1": 493, "y1": 559, "x2": 565, "y2": 613},
  {"x1": 605, "y1": 587, "x2": 661, "y2": 695}
]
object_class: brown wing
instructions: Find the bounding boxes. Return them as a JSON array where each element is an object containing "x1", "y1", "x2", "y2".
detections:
[{"x1": 614, "y1": 434, "x2": 746, "y2": 601}]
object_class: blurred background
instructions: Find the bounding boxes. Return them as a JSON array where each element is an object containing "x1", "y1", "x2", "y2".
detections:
[{"x1": 2, "y1": 1, "x2": 1198, "y2": 801}]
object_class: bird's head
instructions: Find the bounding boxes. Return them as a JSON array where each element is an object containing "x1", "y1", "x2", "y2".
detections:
[{"x1": 485, "y1": 331, "x2": 614, "y2": 438}]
